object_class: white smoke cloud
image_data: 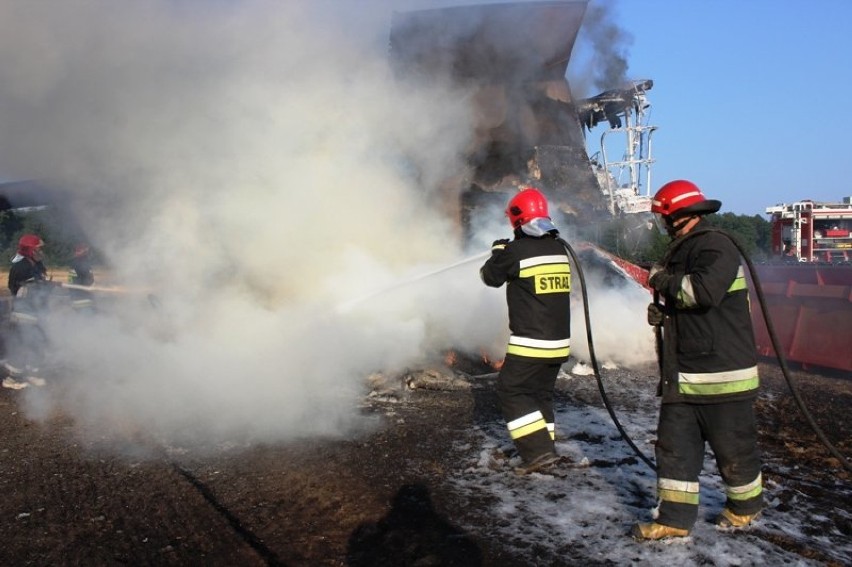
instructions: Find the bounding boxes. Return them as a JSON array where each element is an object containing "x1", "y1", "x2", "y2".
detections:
[
  {"x1": 0, "y1": 0, "x2": 654, "y2": 451},
  {"x1": 0, "y1": 0, "x2": 504, "y2": 449},
  {"x1": 569, "y1": 268, "x2": 656, "y2": 368}
]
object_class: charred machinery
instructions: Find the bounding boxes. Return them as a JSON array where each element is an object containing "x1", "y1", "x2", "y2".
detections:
[{"x1": 389, "y1": 1, "x2": 657, "y2": 238}]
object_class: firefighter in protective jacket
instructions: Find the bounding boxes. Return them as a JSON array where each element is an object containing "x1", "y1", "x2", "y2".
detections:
[
  {"x1": 480, "y1": 187, "x2": 571, "y2": 474},
  {"x1": 3, "y1": 234, "x2": 52, "y2": 389},
  {"x1": 633, "y1": 180, "x2": 763, "y2": 540}
]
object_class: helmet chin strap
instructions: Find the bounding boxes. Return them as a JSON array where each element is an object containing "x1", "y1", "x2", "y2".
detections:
[{"x1": 665, "y1": 215, "x2": 699, "y2": 237}]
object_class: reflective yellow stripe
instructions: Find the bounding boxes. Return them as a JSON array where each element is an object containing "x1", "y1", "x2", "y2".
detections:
[
  {"x1": 679, "y1": 376, "x2": 759, "y2": 396},
  {"x1": 678, "y1": 267, "x2": 748, "y2": 308},
  {"x1": 9, "y1": 312, "x2": 39, "y2": 325},
  {"x1": 658, "y1": 478, "x2": 700, "y2": 505},
  {"x1": 679, "y1": 366, "x2": 759, "y2": 396},
  {"x1": 659, "y1": 488, "x2": 700, "y2": 505},
  {"x1": 519, "y1": 263, "x2": 570, "y2": 278},
  {"x1": 535, "y1": 273, "x2": 570, "y2": 293},
  {"x1": 519, "y1": 254, "x2": 570, "y2": 269},
  {"x1": 727, "y1": 473, "x2": 763, "y2": 501},
  {"x1": 506, "y1": 344, "x2": 570, "y2": 359},
  {"x1": 659, "y1": 477, "x2": 699, "y2": 492},
  {"x1": 507, "y1": 411, "x2": 547, "y2": 440},
  {"x1": 677, "y1": 275, "x2": 697, "y2": 308},
  {"x1": 507, "y1": 336, "x2": 570, "y2": 359},
  {"x1": 728, "y1": 266, "x2": 747, "y2": 292}
]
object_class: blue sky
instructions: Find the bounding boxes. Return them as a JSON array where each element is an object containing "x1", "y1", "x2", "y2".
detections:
[
  {"x1": 584, "y1": 0, "x2": 852, "y2": 216},
  {"x1": 2, "y1": 0, "x2": 847, "y2": 220}
]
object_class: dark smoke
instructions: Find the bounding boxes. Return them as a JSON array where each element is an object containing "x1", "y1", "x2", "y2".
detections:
[{"x1": 569, "y1": 0, "x2": 633, "y2": 96}]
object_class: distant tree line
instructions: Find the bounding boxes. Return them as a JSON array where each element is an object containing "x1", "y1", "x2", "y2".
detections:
[
  {"x1": 587, "y1": 212, "x2": 772, "y2": 266},
  {"x1": 0, "y1": 205, "x2": 773, "y2": 274},
  {"x1": 0, "y1": 208, "x2": 92, "y2": 269}
]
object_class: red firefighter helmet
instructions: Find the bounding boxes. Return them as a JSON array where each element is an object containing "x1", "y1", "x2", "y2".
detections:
[
  {"x1": 506, "y1": 187, "x2": 550, "y2": 229},
  {"x1": 651, "y1": 179, "x2": 721, "y2": 219},
  {"x1": 17, "y1": 234, "x2": 44, "y2": 258}
]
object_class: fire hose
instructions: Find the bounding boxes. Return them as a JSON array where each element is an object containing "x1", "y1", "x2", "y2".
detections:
[
  {"x1": 555, "y1": 237, "x2": 658, "y2": 471},
  {"x1": 643, "y1": 228, "x2": 851, "y2": 474},
  {"x1": 342, "y1": 233, "x2": 850, "y2": 473}
]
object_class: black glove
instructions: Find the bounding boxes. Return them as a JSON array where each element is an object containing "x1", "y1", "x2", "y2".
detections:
[
  {"x1": 647, "y1": 264, "x2": 672, "y2": 292},
  {"x1": 491, "y1": 238, "x2": 510, "y2": 252},
  {"x1": 647, "y1": 302, "x2": 664, "y2": 326}
]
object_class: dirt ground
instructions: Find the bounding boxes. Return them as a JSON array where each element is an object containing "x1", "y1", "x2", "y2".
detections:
[{"x1": 0, "y1": 358, "x2": 849, "y2": 566}]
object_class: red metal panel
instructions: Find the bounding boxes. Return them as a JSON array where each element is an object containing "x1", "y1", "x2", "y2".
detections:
[{"x1": 751, "y1": 265, "x2": 852, "y2": 373}]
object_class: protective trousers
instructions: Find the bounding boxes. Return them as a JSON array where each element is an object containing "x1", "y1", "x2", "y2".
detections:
[
  {"x1": 655, "y1": 400, "x2": 763, "y2": 530},
  {"x1": 496, "y1": 358, "x2": 560, "y2": 463},
  {"x1": 6, "y1": 316, "x2": 48, "y2": 372}
]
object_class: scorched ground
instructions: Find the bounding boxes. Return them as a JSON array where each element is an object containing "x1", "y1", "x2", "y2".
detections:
[{"x1": 0, "y1": 359, "x2": 849, "y2": 566}]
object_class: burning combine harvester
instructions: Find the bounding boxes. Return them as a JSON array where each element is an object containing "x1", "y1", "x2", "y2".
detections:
[
  {"x1": 388, "y1": 0, "x2": 655, "y2": 285},
  {"x1": 388, "y1": 0, "x2": 852, "y2": 377},
  {"x1": 387, "y1": 1, "x2": 659, "y2": 223}
]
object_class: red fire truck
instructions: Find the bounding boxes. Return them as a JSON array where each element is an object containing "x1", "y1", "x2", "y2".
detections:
[
  {"x1": 766, "y1": 198, "x2": 852, "y2": 262},
  {"x1": 753, "y1": 197, "x2": 852, "y2": 373}
]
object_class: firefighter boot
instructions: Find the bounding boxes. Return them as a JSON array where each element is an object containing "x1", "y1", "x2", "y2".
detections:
[
  {"x1": 26, "y1": 376, "x2": 46, "y2": 387},
  {"x1": 2, "y1": 376, "x2": 29, "y2": 390},
  {"x1": 513, "y1": 452, "x2": 561, "y2": 475},
  {"x1": 631, "y1": 522, "x2": 689, "y2": 540},
  {"x1": 716, "y1": 508, "x2": 760, "y2": 528}
]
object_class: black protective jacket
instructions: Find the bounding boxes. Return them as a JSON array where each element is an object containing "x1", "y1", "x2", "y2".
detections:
[
  {"x1": 480, "y1": 233, "x2": 571, "y2": 362},
  {"x1": 657, "y1": 222, "x2": 759, "y2": 404},
  {"x1": 8, "y1": 256, "x2": 50, "y2": 315},
  {"x1": 8, "y1": 257, "x2": 47, "y2": 296}
]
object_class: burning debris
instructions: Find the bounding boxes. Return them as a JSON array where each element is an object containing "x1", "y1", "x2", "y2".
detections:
[
  {"x1": 365, "y1": 349, "x2": 501, "y2": 401},
  {"x1": 366, "y1": 368, "x2": 473, "y2": 401}
]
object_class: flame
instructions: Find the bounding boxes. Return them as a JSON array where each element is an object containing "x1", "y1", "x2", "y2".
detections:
[
  {"x1": 443, "y1": 349, "x2": 503, "y2": 372},
  {"x1": 481, "y1": 350, "x2": 504, "y2": 370},
  {"x1": 444, "y1": 350, "x2": 457, "y2": 367}
]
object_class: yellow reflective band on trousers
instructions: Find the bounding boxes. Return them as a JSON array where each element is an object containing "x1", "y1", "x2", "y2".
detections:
[
  {"x1": 507, "y1": 336, "x2": 571, "y2": 359},
  {"x1": 678, "y1": 366, "x2": 759, "y2": 396},
  {"x1": 507, "y1": 411, "x2": 548, "y2": 440},
  {"x1": 726, "y1": 473, "x2": 763, "y2": 501},
  {"x1": 658, "y1": 477, "x2": 700, "y2": 505}
]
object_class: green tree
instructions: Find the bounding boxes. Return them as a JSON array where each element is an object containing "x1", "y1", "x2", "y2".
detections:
[
  {"x1": 593, "y1": 212, "x2": 772, "y2": 264},
  {"x1": 704, "y1": 213, "x2": 772, "y2": 260},
  {"x1": 0, "y1": 208, "x2": 87, "y2": 268}
]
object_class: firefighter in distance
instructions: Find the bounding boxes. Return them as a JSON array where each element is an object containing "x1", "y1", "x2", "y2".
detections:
[
  {"x1": 2, "y1": 234, "x2": 52, "y2": 389},
  {"x1": 633, "y1": 180, "x2": 763, "y2": 540},
  {"x1": 480, "y1": 187, "x2": 571, "y2": 475}
]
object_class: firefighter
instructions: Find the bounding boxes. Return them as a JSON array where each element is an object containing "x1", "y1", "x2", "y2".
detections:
[
  {"x1": 2, "y1": 234, "x2": 52, "y2": 389},
  {"x1": 480, "y1": 187, "x2": 571, "y2": 475},
  {"x1": 68, "y1": 244, "x2": 94, "y2": 287},
  {"x1": 633, "y1": 180, "x2": 763, "y2": 540},
  {"x1": 67, "y1": 243, "x2": 96, "y2": 313}
]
